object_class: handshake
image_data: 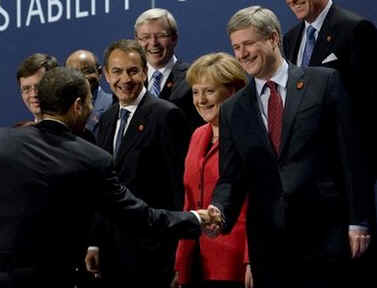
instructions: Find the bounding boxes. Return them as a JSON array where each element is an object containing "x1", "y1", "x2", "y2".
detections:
[{"x1": 195, "y1": 205, "x2": 225, "y2": 237}]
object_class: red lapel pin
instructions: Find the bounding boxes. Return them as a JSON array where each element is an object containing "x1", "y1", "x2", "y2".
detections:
[
  {"x1": 166, "y1": 81, "x2": 174, "y2": 88},
  {"x1": 327, "y1": 35, "x2": 332, "y2": 42},
  {"x1": 138, "y1": 124, "x2": 144, "y2": 132},
  {"x1": 296, "y1": 81, "x2": 304, "y2": 89}
]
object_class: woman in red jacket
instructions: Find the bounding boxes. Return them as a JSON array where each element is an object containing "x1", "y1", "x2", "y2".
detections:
[{"x1": 173, "y1": 52, "x2": 252, "y2": 288}]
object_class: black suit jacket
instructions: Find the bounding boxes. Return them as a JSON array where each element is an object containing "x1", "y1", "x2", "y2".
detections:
[
  {"x1": 283, "y1": 4, "x2": 377, "y2": 180},
  {"x1": 95, "y1": 93, "x2": 190, "y2": 284},
  {"x1": 211, "y1": 65, "x2": 373, "y2": 285},
  {"x1": 0, "y1": 121, "x2": 200, "y2": 288},
  {"x1": 155, "y1": 60, "x2": 204, "y2": 133}
]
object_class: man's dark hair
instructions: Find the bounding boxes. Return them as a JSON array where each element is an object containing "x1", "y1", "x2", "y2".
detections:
[
  {"x1": 38, "y1": 67, "x2": 89, "y2": 115},
  {"x1": 104, "y1": 39, "x2": 147, "y2": 70},
  {"x1": 16, "y1": 53, "x2": 59, "y2": 83}
]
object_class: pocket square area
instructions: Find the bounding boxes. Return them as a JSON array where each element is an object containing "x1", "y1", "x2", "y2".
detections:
[{"x1": 322, "y1": 53, "x2": 338, "y2": 64}]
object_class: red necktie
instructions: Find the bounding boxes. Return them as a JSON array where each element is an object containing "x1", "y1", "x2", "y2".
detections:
[{"x1": 266, "y1": 81, "x2": 283, "y2": 154}]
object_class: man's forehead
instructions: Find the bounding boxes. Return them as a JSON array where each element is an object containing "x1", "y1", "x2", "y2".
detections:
[{"x1": 19, "y1": 67, "x2": 45, "y2": 84}]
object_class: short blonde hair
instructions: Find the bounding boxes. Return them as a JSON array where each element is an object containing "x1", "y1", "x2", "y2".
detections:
[{"x1": 186, "y1": 52, "x2": 248, "y2": 91}]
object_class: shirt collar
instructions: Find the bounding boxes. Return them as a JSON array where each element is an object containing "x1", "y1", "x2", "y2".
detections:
[
  {"x1": 255, "y1": 58, "x2": 289, "y2": 96},
  {"x1": 147, "y1": 55, "x2": 177, "y2": 80},
  {"x1": 305, "y1": 0, "x2": 332, "y2": 32},
  {"x1": 41, "y1": 117, "x2": 68, "y2": 127},
  {"x1": 119, "y1": 86, "x2": 146, "y2": 114}
]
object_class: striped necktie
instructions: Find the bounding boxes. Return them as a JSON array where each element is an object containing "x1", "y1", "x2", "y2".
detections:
[
  {"x1": 301, "y1": 25, "x2": 316, "y2": 67},
  {"x1": 150, "y1": 70, "x2": 163, "y2": 97}
]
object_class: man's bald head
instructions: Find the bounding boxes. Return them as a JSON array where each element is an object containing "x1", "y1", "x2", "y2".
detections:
[{"x1": 65, "y1": 50, "x2": 101, "y2": 94}]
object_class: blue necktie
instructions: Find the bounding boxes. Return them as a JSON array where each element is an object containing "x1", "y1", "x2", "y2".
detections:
[
  {"x1": 301, "y1": 25, "x2": 316, "y2": 67},
  {"x1": 114, "y1": 108, "x2": 130, "y2": 156},
  {"x1": 150, "y1": 70, "x2": 163, "y2": 97}
]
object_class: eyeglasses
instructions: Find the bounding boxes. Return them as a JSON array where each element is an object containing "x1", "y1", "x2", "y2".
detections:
[
  {"x1": 20, "y1": 84, "x2": 38, "y2": 95},
  {"x1": 136, "y1": 33, "x2": 171, "y2": 42}
]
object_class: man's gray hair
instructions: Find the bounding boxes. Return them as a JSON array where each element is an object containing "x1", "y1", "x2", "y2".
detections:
[
  {"x1": 134, "y1": 8, "x2": 178, "y2": 37},
  {"x1": 227, "y1": 6, "x2": 282, "y2": 46}
]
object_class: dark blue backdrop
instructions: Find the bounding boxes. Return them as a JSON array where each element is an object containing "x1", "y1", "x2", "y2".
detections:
[{"x1": 1, "y1": 0, "x2": 376, "y2": 126}]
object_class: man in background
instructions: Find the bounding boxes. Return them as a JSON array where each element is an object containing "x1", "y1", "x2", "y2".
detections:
[
  {"x1": 135, "y1": 8, "x2": 204, "y2": 133},
  {"x1": 284, "y1": 1, "x2": 377, "y2": 285},
  {"x1": 15, "y1": 53, "x2": 58, "y2": 127},
  {"x1": 66, "y1": 49, "x2": 113, "y2": 137}
]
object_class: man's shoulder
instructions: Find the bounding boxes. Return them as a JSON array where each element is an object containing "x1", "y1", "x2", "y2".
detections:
[
  {"x1": 333, "y1": 5, "x2": 364, "y2": 23},
  {"x1": 99, "y1": 102, "x2": 117, "y2": 120},
  {"x1": 144, "y1": 92, "x2": 180, "y2": 111},
  {"x1": 301, "y1": 64, "x2": 338, "y2": 77},
  {"x1": 173, "y1": 60, "x2": 190, "y2": 72},
  {"x1": 285, "y1": 21, "x2": 303, "y2": 39}
]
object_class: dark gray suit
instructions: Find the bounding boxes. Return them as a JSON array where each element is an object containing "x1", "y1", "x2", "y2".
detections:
[
  {"x1": 95, "y1": 92, "x2": 190, "y2": 287},
  {"x1": 0, "y1": 120, "x2": 200, "y2": 288},
  {"x1": 211, "y1": 64, "x2": 372, "y2": 288}
]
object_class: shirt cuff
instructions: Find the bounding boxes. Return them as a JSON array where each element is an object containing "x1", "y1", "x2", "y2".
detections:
[
  {"x1": 190, "y1": 210, "x2": 201, "y2": 224},
  {"x1": 349, "y1": 225, "x2": 369, "y2": 232},
  {"x1": 87, "y1": 246, "x2": 99, "y2": 252}
]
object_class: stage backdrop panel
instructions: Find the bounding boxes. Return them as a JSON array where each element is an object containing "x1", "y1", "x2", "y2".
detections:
[{"x1": 1, "y1": 0, "x2": 376, "y2": 126}]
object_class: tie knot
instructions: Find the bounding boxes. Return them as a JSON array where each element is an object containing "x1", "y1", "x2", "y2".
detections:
[
  {"x1": 119, "y1": 108, "x2": 130, "y2": 120},
  {"x1": 266, "y1": 80, "x2": 277, "y2": 91},
  {"x1": 152, "y1": 70, "x2": 163, "y2": 80},
  {"x1": 306, "y1": 25, "x2": 316, "y2": 40}
]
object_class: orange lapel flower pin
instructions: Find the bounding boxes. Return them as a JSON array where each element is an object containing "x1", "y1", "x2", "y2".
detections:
[{"x1": 296, "y1": 81, "x2": 304, "y2": 89}]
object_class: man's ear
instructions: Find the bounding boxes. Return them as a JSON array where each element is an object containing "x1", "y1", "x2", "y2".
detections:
[
  {"x1": 271, "y1": 31, "x2": 281, "y2": 48},
  {"x1": 72, "y1": 97, "x2": 83, "y2": 115}
]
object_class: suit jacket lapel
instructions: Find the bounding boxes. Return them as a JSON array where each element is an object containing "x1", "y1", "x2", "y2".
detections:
[
  {"x1": 100, "y1": 105, "x2": 118, "y2": 154},
  {"x1": 287, "y1": 23, "x2": 305, "y2": 64},
  {"x1": 234, "y1": 80, "x2": 275, "y2": 157},
  {"x1": 280, "y1": 64, "x2": 305, "y2": 156},
  {"x1": 159, "y1": 61, "x2": 188, "y2": 101},
  {"x1": 114, "y1": 94, "x2": 153, "y2": 165}
]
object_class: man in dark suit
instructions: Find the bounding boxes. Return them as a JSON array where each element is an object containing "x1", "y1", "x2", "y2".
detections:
[
  {"x1": 206, "y1": 6, "x2": 373, "y2": 288},
  {"x1": 65, "y1": 49, "x2": 114, "y2": 137},
  {"x1": 0, "y1": 66, "x2": 204, "y2": 288},
  {"x1": 283, "y1": 1, "x2": 377, "y2": 285},
  {"x1": 134, "y1": 8, "x2": 204, "y2": 133},
  {"x1": 85, "y1": 39, "x2": 190, "y2": 287},
  {"x1": 283, "y1": 0, "x2": 377, "y2": 190}
]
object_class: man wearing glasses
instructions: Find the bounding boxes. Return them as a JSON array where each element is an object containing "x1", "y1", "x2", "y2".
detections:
[
  {"x1": 135, "y1": 8, "x2": 203, "y2": 133},
  {"x1": 15, "y1": 53, "x2": 58, "y2": 127}
]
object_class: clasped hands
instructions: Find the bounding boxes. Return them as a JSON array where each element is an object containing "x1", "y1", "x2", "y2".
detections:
[{"x1": 196, "y1": 205, "x2": 224, "y2": 237}]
